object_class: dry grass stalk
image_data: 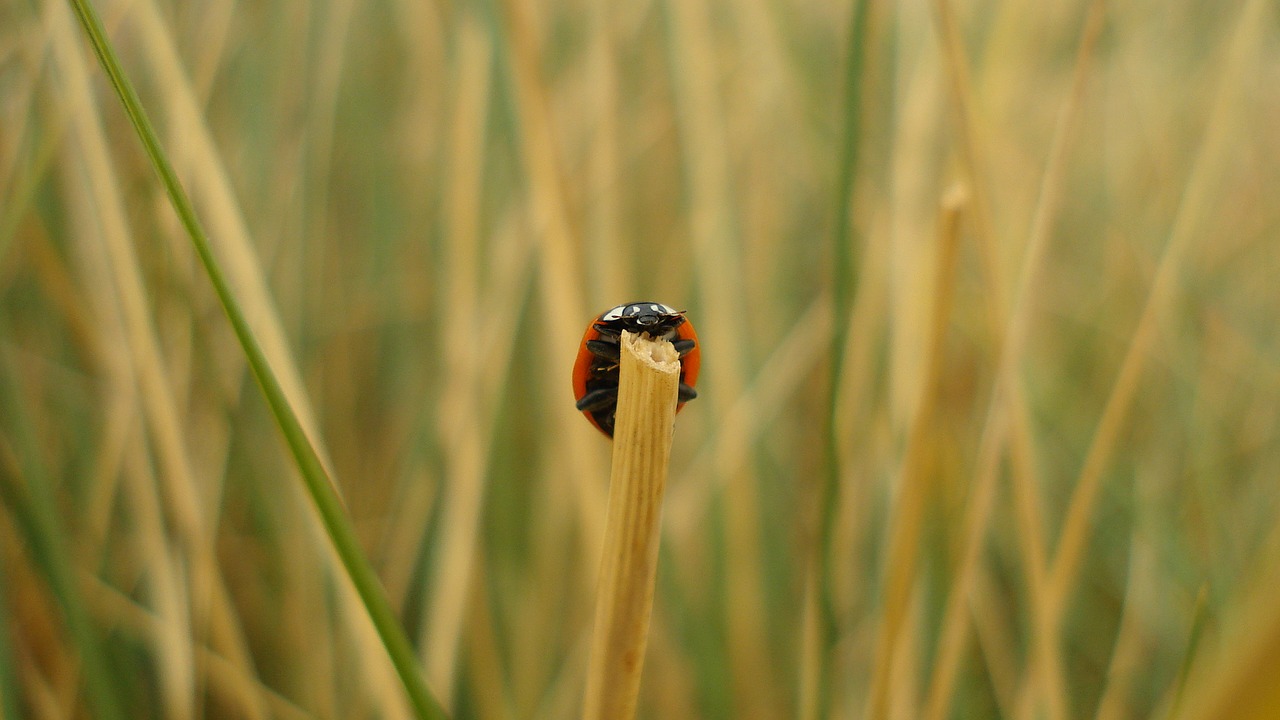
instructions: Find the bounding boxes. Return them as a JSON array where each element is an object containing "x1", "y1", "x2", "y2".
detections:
[
  {"x1": 1178, "y1": 580, "x2": 1280, "y2": 720},
  {"x1": 582, "y1": 331, "x2": 681, "y2": 720},
  {"x1": 865, "y1": 183, "x2": 966, "y2": 720}
]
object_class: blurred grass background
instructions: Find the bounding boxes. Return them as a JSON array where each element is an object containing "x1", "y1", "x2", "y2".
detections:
[{"x1": 3, "y1": 0, "x2": 1280, "y2": 718}]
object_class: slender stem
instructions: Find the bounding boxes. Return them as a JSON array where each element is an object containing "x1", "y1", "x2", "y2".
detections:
[
  {"x1": 62, "y1": 1, "x2": 446, "y2": 717},
  {"x1": 813, "y1": 1, "x2": 873, "y2": 716},
  {"x1": 582, "y1": 332, "x2": 680, "y2": 720},
  {"x1": 0, "y1": 351, "x2": 126, "y2": 720}
]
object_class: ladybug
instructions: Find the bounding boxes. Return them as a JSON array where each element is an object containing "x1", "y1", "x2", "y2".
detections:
[{"x1": 572, "y1": 302, "x2": 701, "y2": 437}]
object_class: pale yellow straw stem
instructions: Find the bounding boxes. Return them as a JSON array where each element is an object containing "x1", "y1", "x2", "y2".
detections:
[{"x1": 582, "y1": 330, "x2": 681, "y2": 720}]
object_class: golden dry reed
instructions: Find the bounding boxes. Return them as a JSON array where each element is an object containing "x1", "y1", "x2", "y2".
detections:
[{"x1": 582, "y1": 331, "x2": 681, "y2": 720}]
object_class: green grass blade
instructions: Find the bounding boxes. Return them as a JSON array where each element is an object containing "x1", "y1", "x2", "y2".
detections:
[
  {"x1": 1165, "y1": 585, "x2": 1210, "y2": 720},
  {"x1": 0, "y1": 351, "x2": 127, "y2": 720},
  {"x1": 61, "y1": 1, "x2": 447, "y2": 717},
  {"x1": 814, "y1": 0, "x2": 873, "y2": 715},
  {"x1": 0, "y1": 555, "x2": 18, "y2": 720}
]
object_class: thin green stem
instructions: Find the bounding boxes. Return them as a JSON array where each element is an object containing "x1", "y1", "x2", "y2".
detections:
[
  {"x1": 0, "y1": 351, "x2": 127, "y2": 720},
  {"x1": 817, "y1": 0, "x2": 873, "y2": 715},
  {"x1": 62, "y1": 1, "x2": 447, "y2": 717}
]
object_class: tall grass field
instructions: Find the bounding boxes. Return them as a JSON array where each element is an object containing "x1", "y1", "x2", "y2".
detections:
[{"x1": 2, "y1": 0, "x2": 1280, "y2": 717}]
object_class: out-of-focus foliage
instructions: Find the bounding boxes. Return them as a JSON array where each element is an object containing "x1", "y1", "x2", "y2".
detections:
[{"x1": 2, "y1": 0, "x2": 1279, "y2": 717}]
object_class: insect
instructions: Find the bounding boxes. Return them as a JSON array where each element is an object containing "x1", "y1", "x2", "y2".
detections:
[{"x1": 572, "y1": 301, "x2": 701, "y2": 437}]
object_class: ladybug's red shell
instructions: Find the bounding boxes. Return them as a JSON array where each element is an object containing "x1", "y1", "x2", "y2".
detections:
[{"x1": 572, "y1": 302, "x2": 700, "y2": 437}]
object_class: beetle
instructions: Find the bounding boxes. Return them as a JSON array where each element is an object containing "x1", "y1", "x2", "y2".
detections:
[{"x1": 572, "y1": 301, "x2": 700, "y2": 437}]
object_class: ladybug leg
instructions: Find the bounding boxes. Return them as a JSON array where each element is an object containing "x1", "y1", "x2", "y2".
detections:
[
  {"x1": 678, "y1": 383, "x2": 698, "y2": 402},
  {"x1": 672, "y1": 339, "x2": 696, "y2": 357},
  {"x1": 575, "y1": 387, "x2": 618, "y2": 412},
  {"x1": 585, "y1": 339, "x2": 620, "y2": 362},
  {"x1": 591, "y1": 323, "x2": 622, "y2": 342}
]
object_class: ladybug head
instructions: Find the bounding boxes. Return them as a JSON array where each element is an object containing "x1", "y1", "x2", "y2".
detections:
[{"x1": 598, "y1": 302, "x2": 685, "y2": 334}]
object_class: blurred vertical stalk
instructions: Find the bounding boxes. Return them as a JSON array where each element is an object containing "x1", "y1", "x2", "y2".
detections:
[
  {"x1": 0, "y1": 349, "x2": 127, "y2": 720},
  {"x1": 421, "y1": 14, "x2": 493, "y2": 708},
  {"x1": 863, "y1": 186, "x2": 965, "y2": 720},
  {"x1": 922, "y1": 4, "x2": 1106, "y2": 719},
  {"x1": 62, "y1": 0, "x2": 446, "y2": 717},
  {"x1": 0, "y1": 552, "x2": 17, "y2": 720},
  {"x1": 1030, "y1": 2, "x2": 1269, "y2": 718},
  {"x1": 807, "y1": 0, "x2": 873, "y2": 718},
  {"x1": 662, "y1": 0, "x2": 781, "y2": 713}
]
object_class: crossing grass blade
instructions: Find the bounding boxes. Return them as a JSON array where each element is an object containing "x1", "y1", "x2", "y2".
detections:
[{"x1": 61, "y1": 0, "x2": 446, "y2": 717}]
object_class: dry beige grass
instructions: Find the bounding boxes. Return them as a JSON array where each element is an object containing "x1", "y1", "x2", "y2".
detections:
[
  {"x1": 2, "y1": 0, "x2": 1280, "y2": 717},
  {"x1": 582, "y1": 331, "x2": 681, "y2": 720}
]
